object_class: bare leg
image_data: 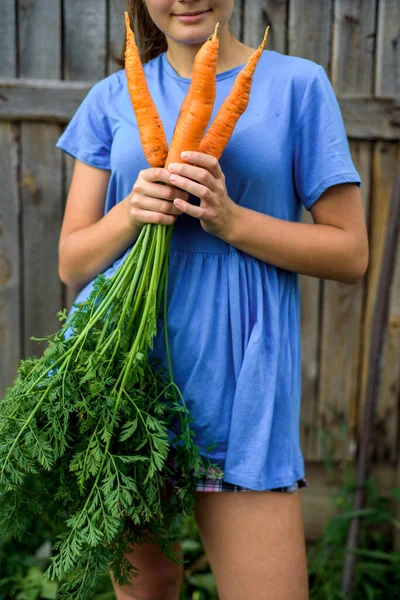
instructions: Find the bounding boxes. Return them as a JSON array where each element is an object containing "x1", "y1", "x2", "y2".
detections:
[
  {"x1": 193, "y1": 490, "x2": 309, "y2": 600},
  {"x1": 110, "y1": 534, "x2": 183, "y2": 600}
]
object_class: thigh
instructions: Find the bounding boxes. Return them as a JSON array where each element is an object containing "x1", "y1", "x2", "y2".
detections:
[
  {"x1": 110, "y1": 531, "x2": 184, "y2": 600},
  {"x1": 193, "y1": 490, "x2": 309, "y2": 600}
]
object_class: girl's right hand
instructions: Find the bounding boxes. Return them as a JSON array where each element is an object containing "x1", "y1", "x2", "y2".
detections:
[{"x1": 125, "y1": 167, "x2": 188, "y2": 228}]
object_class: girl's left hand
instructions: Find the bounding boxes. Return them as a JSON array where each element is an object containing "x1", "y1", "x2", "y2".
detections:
[{"x1": 167, "y1": 151, "x2": 238, "y2": 239}]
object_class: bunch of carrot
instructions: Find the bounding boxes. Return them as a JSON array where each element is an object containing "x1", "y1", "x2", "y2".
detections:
[{"x1": 0, "y1": 13, "x2": 268, "y2": 600}]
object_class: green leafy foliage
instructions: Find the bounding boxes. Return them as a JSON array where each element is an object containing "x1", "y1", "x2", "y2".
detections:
[
  {"x1": 307, "y1": 465, "x2": 400, "y2": 599},
  {"x1": 0, "y1": 223, "x2": 219, "y2": 600}
]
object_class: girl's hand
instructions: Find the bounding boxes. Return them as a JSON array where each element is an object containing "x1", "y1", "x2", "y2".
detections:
[
  {"x1": 125, "y1": 167, "x2": 188, "y2": 228},
  {"x1": 167, "y1": 152, "x2": 238, "y2": 239}
]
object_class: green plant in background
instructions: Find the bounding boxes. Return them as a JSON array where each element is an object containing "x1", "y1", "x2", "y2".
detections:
[{"x1": 307, "y1": 463, "x2": 400, "y2": 599}]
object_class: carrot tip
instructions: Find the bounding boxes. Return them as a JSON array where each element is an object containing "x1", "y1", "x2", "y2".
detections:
[
  {"x1": 260, "y1": 26, "x2": 270, "y2": 50},
  {"x1": 210, "y1": 22, "x2": 220, "y2": 40}
]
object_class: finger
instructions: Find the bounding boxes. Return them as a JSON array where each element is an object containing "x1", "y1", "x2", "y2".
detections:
[
  {"x1": 173, "y1": 198, "x2": 208, "y2": 221},
  {"x1": 134, "y1": 196, "x2": 182, "y2": 216},
  {"x1": 133, "y1": 180, "x2": 187, "y2": 203},
  {"x1": 169, "y1": 152, "x2": 223, "y2": 180},
  {"x1": 134, "y1": 208, "x2": 177, "y2": 226},
  {"x1": 168, "y1": 172, "x2": 210, "y2": 201},
  {"x1": 167, "y1": 162, "x2": 217, "y2": 192}
]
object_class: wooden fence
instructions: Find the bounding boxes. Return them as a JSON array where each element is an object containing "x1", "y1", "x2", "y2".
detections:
[{"x1": 0, "y1": 0, "x2": 399, "y2": 539}]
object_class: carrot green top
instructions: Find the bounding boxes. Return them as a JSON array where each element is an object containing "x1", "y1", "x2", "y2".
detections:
[{"x1": 56, "y1": 49, "x2": 360, "y2": 490}]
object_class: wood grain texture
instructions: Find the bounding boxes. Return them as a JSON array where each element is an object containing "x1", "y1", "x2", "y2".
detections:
[
  {"x1": 316, "y1": 142, "x2": 371, "y2": 461},
  {"x1": 0, "y1": 124, "x2": 20, "y2": 397},
  {"x1": 62, "y1": 0, "x2": 108, "y2": 311},
  {"x1": 287, "y1": 0, "x2": 331, "y2": 460},
  {"x1": 316, "y1": 0, "x2": 377, "y2": 461},
  {"x1": 360, "y1": 142, "x2": 400, "y2": 463},
  {"x1": 242, "y1": 0, "x2": 287, "y2": 54},
  {"x1": 0, "y1": 0, "x2": 20, "y2": 395},
  {"x1": 288, "y1": 0, "x2": 333, "y2": 70},
  {"x1": 18, "y1": 0, "x2": 61, "y2": 80},
  {"x1": 375, "y1": 0, "x2": 400, "y2": 98},
  {"x1": 0, "y1": 1, "x2": 17, "y2": 77},
  {"x1": 332, "y1": 0, "x2": 377, "y2": 95},
  {"x1": 0, "y1": 78, "x2": 95, "y2": 122},
  {"x1": 299, "y1": 224, "x2": 321, "y2": 460},
  {"x1": 18, "y1": 0, "x2": 63, "y2": 358},
  {"x1": 64, "y1": 0, "x2": 107, "y2": 81},
  {"x1": 108, "y1": 0, "x2": 125, "y2": 75}
]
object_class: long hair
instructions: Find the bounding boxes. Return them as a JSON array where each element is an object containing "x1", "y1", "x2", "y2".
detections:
[{"x1": 115, "y1": 0, "x2": 168, "y2": 66}]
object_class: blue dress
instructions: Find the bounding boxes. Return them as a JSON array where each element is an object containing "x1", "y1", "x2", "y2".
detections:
[{"x1": 56, "y1": 49, "x2": 361, "y2": 491}]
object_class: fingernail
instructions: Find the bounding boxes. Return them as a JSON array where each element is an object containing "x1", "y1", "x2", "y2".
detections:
[
  {"x1": 170, "y1": 174, "x2": 176, "y2": 182},
  {"x1": 174, "y1": 198, "x2": 181, "y2": 207},
  {"x1": 168, "y1": 163, "x2": 176, "y2": 172},
  {"x1": 181, "y1": 152, "x2": 189, "y2": 159}
]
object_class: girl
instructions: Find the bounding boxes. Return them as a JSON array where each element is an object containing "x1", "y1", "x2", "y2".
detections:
[{"x1": 56, "y1": 0, "x2": 369, "y2": 598}]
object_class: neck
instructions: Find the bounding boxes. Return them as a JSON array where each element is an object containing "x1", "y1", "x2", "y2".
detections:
[{"x1": 165, "y1": 25, "x2": 247, "y2": 79}]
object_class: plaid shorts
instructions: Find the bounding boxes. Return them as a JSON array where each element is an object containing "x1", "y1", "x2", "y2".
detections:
[{"x1": 166, "y1": 449, "x2": 309, "y2": 493}]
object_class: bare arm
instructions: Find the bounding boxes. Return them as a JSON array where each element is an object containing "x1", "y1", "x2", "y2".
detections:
[
  {"x1": 58, "y1": 160, "x2": 139, "y2": 292},
  {"x1": 58, "y1": 160, "x2": 186, "y2": 293},
  {"x1": 224, "y1": 183, "x2": 369, "y2": 284}
]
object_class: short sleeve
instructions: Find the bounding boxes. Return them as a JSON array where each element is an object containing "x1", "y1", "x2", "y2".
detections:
[
  {"x1": 56, "y1": 79, "x2": 112, "y2": 170},
  {"x1": 294, "y1": 65, "x2": 361, "y2": 211}
]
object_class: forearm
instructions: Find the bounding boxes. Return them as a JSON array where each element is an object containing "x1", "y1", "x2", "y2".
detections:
[
  {"x1": 224, "y1": 204, "x2": 366, "y2": 284},
  {"x1": 58, "y1": 199, "x2": 141, "y2": 292}
]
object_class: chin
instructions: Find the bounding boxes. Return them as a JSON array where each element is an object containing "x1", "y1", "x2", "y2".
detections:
[{"x1": 169, "y1": 19, "x2": 219, "y2": 45}]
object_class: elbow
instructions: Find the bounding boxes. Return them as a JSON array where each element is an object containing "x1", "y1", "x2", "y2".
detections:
[
  {"x1": 58, "y1": 243, "x2": 83, "y2": 292},
  {"x1": 344, "y1": 244, "x2": 370, "y2": 285}
]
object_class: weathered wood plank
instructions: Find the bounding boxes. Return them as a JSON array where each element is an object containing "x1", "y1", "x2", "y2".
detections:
[
  {"x1": 376, "y1": 0, "x2": 400, "y2": 98},
  {"x1": 299, "y1": 231, "x2": 321, "y2": 460},
  {"x1": 374, "y1": 227, "x2": 400, "y2": 463},
  {"x1": 290, "y1": 0, "x2": 334, "y2": 460},
  {"x1": 331, "y1": 0, "x2": 377, "y2": 95},
  {"x1": 18, "y1": 0, "x2": 61, "y2": 81},
  {"x1": 242, "y1": 0, "x2": 287, "y2": 54},
  {"x1": 0, "y1": 0, "x2": 20, "y2": 396},
  {"x1": 0, "y1": 1, "x2": 17, "y2": 77},
  {"x1": 2, "y1": 79, "x2": 399, "y2": 139},
  {"x1": 0, "y1": 78, "x2": 94, "y2": 122},
  {"x1": 64, "y1": 0, "x2": 107, "y2": 80},
  {"x1": 340, "y1": 95, "x2": 400, "y2": 139},
  {"x1": 20, "y1": 125, "x2": 64, "y2": 357},
  {"x1": 360, "y1": 142, "x2": 400, "y2": 463},
  {"x1": 18, "y1": 0, "x2": 63, "y2": 358},
  {"x1": 108, "y1": 0, "x2": 125, "y2": 75},
  {"x1": 288, "y1": 0, "x2": 333, "y2": 70},
  {"x1": 317, "y1": 142, "x2": 371, "y2": 461},
  {"x1": 316, "y1": 0, "x2": 377, "y2": 462},
  {"x1": 0, "y1": 125, "x2": 20, "y2": 397},
  {"x1": 396, "y1": 458, "x2": 400, "y2": 550},
  {"x1": 62, "y1": 0, "x2": 108, "y2": 310}
]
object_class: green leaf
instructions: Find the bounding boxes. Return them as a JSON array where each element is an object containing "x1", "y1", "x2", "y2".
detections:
[{"x1": 119, "y1": 418, "x2": 138, "y2": 442}]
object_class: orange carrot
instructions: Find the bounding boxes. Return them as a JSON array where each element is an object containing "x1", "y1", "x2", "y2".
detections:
[
  {"x1": 124, "y1": 12, "x2": 168, "y2": 168},
  {"x1": 173, "y1": 80, "x2": 192, "y2": 138},
  {"x1": 199, "y1": 26, "x2": 269, "y2": 159},
  {"x1": 165, "y1": 23, "x2": 220, "y2": 166}
]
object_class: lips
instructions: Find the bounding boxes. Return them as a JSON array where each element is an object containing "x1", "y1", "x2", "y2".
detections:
[{"x1": 177, "y1": 10, "x2": 208, "y2": 16}]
